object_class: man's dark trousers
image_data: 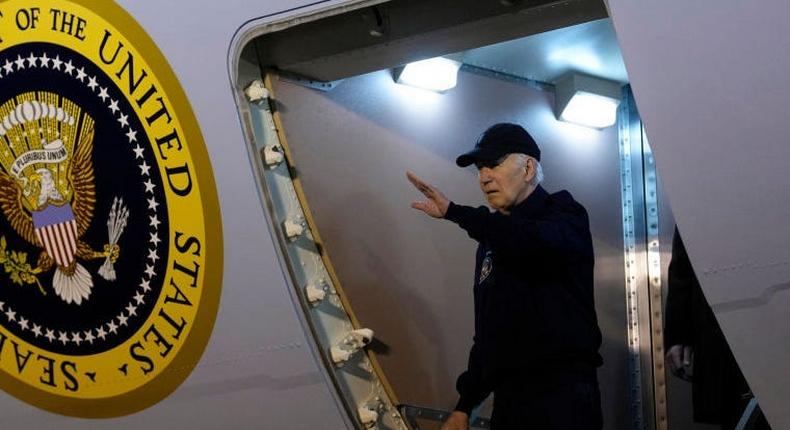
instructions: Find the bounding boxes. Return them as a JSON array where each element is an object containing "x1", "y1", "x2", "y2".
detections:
[{"x1": 490, "y1": 368, "x2": 603, "y2": 429}]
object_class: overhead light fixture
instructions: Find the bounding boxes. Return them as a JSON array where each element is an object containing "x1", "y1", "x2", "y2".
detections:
[
  {"x1": 555, "y1": 73, "x2": 622, "y2": 129},
  {"x1": 394, "y1": 57, "x2": 461, "y2": 92}
]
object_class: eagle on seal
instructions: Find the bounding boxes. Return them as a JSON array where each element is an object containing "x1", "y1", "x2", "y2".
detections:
[{"x1": 0, "y1": 96, "x2": 121, "y2": 305}]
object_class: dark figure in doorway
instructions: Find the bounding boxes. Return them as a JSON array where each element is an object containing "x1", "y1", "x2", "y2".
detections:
[
  {"x1": 407, "y1": 123, "x2": 603, "y2": 430},
  {"x1": 665, "y1": 227, "x2": 771, "y2": 429}
]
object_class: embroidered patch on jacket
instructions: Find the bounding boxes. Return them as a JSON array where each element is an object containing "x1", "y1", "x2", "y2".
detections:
[{"x1": 479, "y1": 251, "x2": 493, "y2": 284}]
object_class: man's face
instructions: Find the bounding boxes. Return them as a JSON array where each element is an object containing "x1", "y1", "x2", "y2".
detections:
[{"x1": 476, "y1": 154, "x2": 532, "y2": 214}]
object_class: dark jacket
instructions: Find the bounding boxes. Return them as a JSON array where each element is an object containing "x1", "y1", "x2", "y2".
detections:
[
  {"x1": 444, "y1": 186, "x2": 603, "y2": 414},
  {"x1": 664, "y1": 228, "x2": 755, "y2": 428}
]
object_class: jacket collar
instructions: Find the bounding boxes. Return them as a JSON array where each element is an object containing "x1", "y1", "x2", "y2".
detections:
[{"x1": 511, "y1": 185, "x2": 548, "y2": 216}]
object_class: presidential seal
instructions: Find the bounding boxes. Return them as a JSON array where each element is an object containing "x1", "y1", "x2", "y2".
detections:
[{"x1": 0, "y1": 0, "x2": 222, "y2": 417}]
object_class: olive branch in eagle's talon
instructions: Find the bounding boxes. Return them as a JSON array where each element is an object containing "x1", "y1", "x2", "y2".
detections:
[{"x1": 0, "y1": 236, "x2": 45, "y2": 295}]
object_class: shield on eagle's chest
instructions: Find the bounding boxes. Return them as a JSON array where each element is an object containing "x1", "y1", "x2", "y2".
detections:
[{"x1": 32, "y1": 204, "x2": 78, "y2": 267}]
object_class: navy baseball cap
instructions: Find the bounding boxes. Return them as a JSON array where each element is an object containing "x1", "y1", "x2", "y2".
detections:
[{"x1": 456, "y1": 123, "x2": 541, "y2": 167}]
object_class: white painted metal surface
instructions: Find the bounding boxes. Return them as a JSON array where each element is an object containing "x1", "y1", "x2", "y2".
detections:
[
  {"x1": 0, "y1": 1, "x2": 360, "y2": 428},
  {"x1": 608, "y1": 1, "x2": 790, "y2": 428},
  {"x1": 462, "y1": 18, "x2": 627, "y2": 84}
]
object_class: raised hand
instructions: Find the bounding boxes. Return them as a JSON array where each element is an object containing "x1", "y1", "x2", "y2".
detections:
[{"x1": 406, "y1": 171, "x2": 450, "y2": 218}]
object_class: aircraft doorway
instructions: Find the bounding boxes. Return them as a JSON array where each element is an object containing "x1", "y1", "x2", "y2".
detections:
[{"x1": 232, "y1": 1, "x2": 735, "y2": 428}]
